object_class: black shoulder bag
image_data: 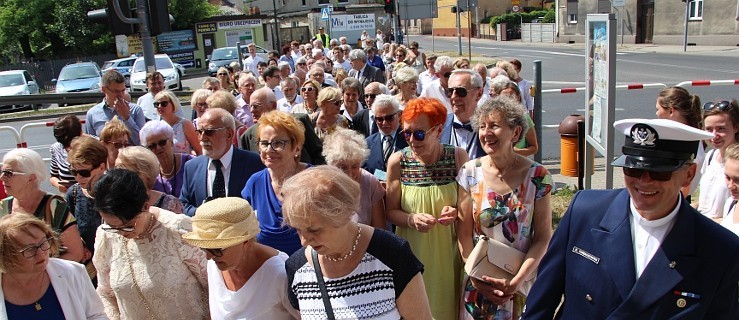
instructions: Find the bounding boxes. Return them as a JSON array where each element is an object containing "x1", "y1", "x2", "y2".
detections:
[{"x1": 311, "y1": 248, "x2": 336, "y2": 320}]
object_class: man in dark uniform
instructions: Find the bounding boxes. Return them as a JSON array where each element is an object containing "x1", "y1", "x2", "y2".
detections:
[{"x1": 524, "y1": 118, "x2": 739, "y2": 319}]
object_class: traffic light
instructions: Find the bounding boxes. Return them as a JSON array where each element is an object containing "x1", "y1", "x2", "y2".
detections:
[
  {"x1": 384, "y1": 0, "x2": 395, "y2": 14},
  {"x1": 107, "y1": 0, "x2": 135, "y2": 35},
  {"x1": 148, "y1": 0, "x2": 171, "y2": 36}
]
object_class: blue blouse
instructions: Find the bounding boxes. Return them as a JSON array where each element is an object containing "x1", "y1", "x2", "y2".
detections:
[{"x1": 5, "y1": 283, "x2": 65, "y2": 319}]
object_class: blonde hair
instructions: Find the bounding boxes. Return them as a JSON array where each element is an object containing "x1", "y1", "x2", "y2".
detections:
[
  {"x1": 116, "y1": 146, "x2": 160, "y2": 189},
  {"x1": 317, "y1": 86, "x2": 342, "y2": 106},
  {"x1": 154, "y1": 90, "x2": 182, "y2": 113},
  {"x1": 190, "y1": 88, "x2": 212, "y2": 107},
  {"x1": 0, "y1": 214, "x2": 60, "y2": 273},
  {"x1": 282, "y1": 166, "x2": 359, "y2": 228},
  {"x1": 99, "y1": 117, "x2": 131, "y2": 143},
  {"x1": 206, "y1": 90, "x2": 238, "y2": 115}
]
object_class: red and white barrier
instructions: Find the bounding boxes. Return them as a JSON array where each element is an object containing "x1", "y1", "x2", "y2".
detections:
[
  {"x1": 18, "y1": 119, "x2": 86, "y2": 151},
  {"x1": 676, "y1": 79, "x2": 739, "y2": 87},
  {"x1": 0, "y1": 126, "x2": 22, "y2": 148},
  {"x1": 541, "y1": 83, "x2": 667, "y2": 95}
]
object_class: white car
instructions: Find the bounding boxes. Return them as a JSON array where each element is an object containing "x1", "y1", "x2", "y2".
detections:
[
  {"x1": 0, "y1": 70, "x2": 40, "y2": 112},
  {"x1": 129, "y1": 54, "x2": 182, "y2": 92}
]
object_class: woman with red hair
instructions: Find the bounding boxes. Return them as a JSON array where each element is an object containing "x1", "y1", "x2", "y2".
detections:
[{"x1": 385, "y1": 97, "x2": 469, "y2": 320}]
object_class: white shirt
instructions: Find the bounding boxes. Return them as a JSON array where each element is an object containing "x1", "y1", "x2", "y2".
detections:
[
  {"x1": 419, "y1": 79, "x2": 452, "y2": 114},
  {"x1": 340, "y1": 103, "x2": 365, "y2": 123},
  {"x1": 334, "y1": 59, "x2": 352, "y2": 72},
  {"x1": 137, "y1": 92, "x2": 186, "y2": 120},
  {"x1": 207, "y1": 146, "x2": 234, "y2": 197},
  {"x1": 243, "y1": 54, "x2": 264, "y2": 76},
  {"x1": 450, "y1": 115, "x2": 477, "y2": 155},
  {"x1": 418, "y1": 70, "x2": 437, "y2": 92},
  {"x1": 721, "y1": 199, "x2": 739, "y2": 236},
  {"x1": 629, "y1": 196, "x2": 680, "y2": 279},
  {"x1": 518, "y1": 78, "x2": 534, "y2": 112},
  {"x1": 271, "y1": 86, "x2": 285, "y2": 101},
  {"x1": 277, "y1": 95, "x2": 304, "y2": 113},
  {"x1": 698, "y1": 149, "x2": 731, "y2": 219}
]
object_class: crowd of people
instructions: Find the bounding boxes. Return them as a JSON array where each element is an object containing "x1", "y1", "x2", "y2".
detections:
[{"x1": 0, "y1": 33, "x2": 737, "y2": 320}]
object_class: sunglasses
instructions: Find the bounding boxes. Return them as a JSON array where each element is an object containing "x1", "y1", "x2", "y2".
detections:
[
  {"x1": 153, "y1": 101, "x2": 170, "y2": 108},
  {"x1": 400, "y1": 126, "x2": 438, "y2": 142},
  {"x1": 443, "y1": 72, "x2": 452, "y2": 79},
  {"x1": 301, "y1": 87, "x2": 315, "y2": 92},
  {"x1": 18, "y1": 237, "x2": 54, "y2": 258},
  {"x1": 202, "y1": 248, "x2": 224, "y2": 257},
  {"x1": 365, "y1": 93, "x2": 378, "y2": 100},
  {"x1": 622, "y1": 167, "x2": 674, "y2": 182},
  {"x1": 70, "y1": 168, "x2": 94, "y2": 178},
  {"x1": 703, "y1": 101, "x2": 732, "y2": 112},
  {"x1": 375, "y1": 113, "x2": 397, "y2": 123},
  {"x1": 0, "y1": 169, "x2": 28, "y2": 179},
  {"x1": 446, "y1": 87, "x2": 474, "y2": 98},
  {"x1": 217, "y1": 73, "x2": 228, "y2": 76},
  {"x1": 196, "y1": 127, "x2": 227, "y2": 137},
  {"x1": 106, "y1": 141, "x2": 129, "y2": 149},
  {"x1": 146, "y1": 139, "x2": 168, "y2": 150}
]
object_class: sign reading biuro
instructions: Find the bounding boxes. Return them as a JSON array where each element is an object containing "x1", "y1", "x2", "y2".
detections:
[
  {"x1": 217, "y1": 20, "x2": 261, "y2": 30},
  {"x1": 331, "y1": 14, "x2": 375, "y2": 32}
]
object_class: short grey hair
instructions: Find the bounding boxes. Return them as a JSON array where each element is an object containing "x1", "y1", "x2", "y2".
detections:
[
  {"x1": 202, "y1": 77, "x2": 219, "y2": 88},
  {"x1": 278, "y1": 61, "x2": 290, "y2": 70},
  {"x1": 471, "y1": 96, "x2": 529, "y2": 140},
  {"x1": 139, "y1": 120, "x2": 174, "y2": 146},
  {"x1": 340, "y1": 77, "x2": 362, "y2": 93},
  {"x1": 190, "y1": 88, "x2": 212, "y2": 107},
  {"x1": 322, "y1": 128, "x2": 370, "y2": 165},
  {"x1": 282, "y1": 166, "x2": 360, "y2": 228},
  {"x1": 489, "y1": 67, "x2": 509, "y2": 79},
  {"x1": 308, "y1": 66, "x2": 325, "y2": 77},
  {"x1": 311, "y1": 48, "x2": 323, "y2": 59},
  {"x1": 451, "y1": 69, "x2": 483, "y2": 89},
  {"x1": 238, "y1": 73, "x2": 258, "y2": 88},
  {"x1": 2, "y1": 148, "x2": 48, "y2": 188},
  {"x1": 280, "y1": 77, "x2": 297, "y2": 88},
  {"x1": 372, "y1": 94, "x2": 400, "y2": 114},
  {"x1": 202, "y1": 108, "x2": 236, "y2": 131},
  {"x1": 348, "y1": 49, "x2": 366, "y2": 61},
  {"x1": 394, "y1": 67, "x2": 419, "y2": 84},
  {"x1": 434, "y1": 56, "x2": 454, "y2": 71}
]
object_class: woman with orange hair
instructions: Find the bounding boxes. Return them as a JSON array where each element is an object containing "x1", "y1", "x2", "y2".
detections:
[{"x1": 385, "y1": 97, "x2": 469, "y2": 320}]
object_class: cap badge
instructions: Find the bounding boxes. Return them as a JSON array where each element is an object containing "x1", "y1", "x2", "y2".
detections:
[{"x1": 631, "y1": 124, "x2": 657, "y2": 147}]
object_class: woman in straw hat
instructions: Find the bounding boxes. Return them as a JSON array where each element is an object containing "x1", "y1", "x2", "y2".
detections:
[{"x1": 183, "y1": 197, "x2": 298, "y2": 319}]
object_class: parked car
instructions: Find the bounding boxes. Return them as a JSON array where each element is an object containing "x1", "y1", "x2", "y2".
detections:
[
  {"x1": 102, "y1": 56, "x2": 137, "y2": 87},
  {"x1": 0, "y1": 70, "x2": 40, "y2": 112},
  {"x1": 53, "y1": 62, "x2": 102, "y2": 93},
  {"x1": 129, "y1": 54, "x2": 181, "y2": 92},
  {"x1": 207, "y1": 45, "x2": 269, "y2": 76}
]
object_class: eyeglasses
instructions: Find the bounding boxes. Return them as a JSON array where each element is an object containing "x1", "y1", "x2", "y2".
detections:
[
  {"x1": 395, "y1": 54, "x2": 405, "y2": 58},
  {"x1": 443, "y1": 72, "x2": 452, "y2": 79},
  {"x1": 195, "y1": 102, "x2": 208, "y2": 109},
  {"x1": 375, "y1": 113, "x2": 397, "y2": 123},
  {"x1": 622, "y1": 167, "x2": 674, "y2": 182},
  {"x1": 446, "y1": 87, "x2": 473, "y2": 98},
  {"x1": 258, "y1": 139, "x2": 291, "y2": 152},
  {"x1": 202, "y1": 248, "x2": 224, "y2": 257},
  {"x1": 0, "y1": 169, "x2": 28, "y2": 179},
  {"x1": 196, "y1": 127, "x2": 228, "y2": 137},
  {"x1": 217, "y1": 73, "x2": 229, "y2": 76},
  {"x1": 301, "y1": 87, "x2": 315, "y2": 92},
  {"x1": 105, "y1": 141, "x2": 129, "y2": 149},
  {"x1": 153, "y1": 101, "x2": 170, "y2": 108},
  {"x1": 146, "y1": 139, "x2": 168, "y2": 150},
  {"x1": 18, "y1": 237, "x2": 54, "y2": 258},
  {"x1": 70, "y1": 168, "x2": 94, "y2": 178},
  {"x1": 703, "y1": 101, "x2": 732, "y2": 112},
  {"x1": 365, "y1": 94, "x2": 378, "y2": 100},
  {"x1": 400, "y1": 126, "x2": 437, "y2": 142},
  {"x1": 331, "y1": 100, "x2": 342, "y2": 106},
  {"x1": 100, "y1": 221, "x2": 137, "y2": 234}
]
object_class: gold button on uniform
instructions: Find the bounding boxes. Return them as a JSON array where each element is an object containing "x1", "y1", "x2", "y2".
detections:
[
  {"x1": 677, "y1": 298, "x2": 687, "y2": 308},
  {"x1": 585, "y1": 294, "x2": 593, "y2": 302}
]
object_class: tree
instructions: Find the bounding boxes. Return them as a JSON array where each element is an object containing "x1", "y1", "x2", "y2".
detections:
[{"x1": 169, "y1": 0, "x2": 220, "y2": 31}]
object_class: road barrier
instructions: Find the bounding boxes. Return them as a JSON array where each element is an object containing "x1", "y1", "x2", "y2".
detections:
[
  {"x1": 17, "y1": 119, "x2": 87, "y2": 157},
  {"x1": 541, "y1": 82, "x2": 668, "y2": 95},
  {"x1": 676, "y1": 79, "x2": 739, "y2": 88},
  {"x1": 0, "y1": 126, "x2": 23, "y2": 148}
]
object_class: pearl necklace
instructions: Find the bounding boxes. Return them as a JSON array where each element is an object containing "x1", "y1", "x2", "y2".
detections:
[
  {"x1": 325, "y1": 224, "x2": 362, "y2": 262},
  {"x1": 134, "y1": 212, "x2": 156, "y2": 240}
]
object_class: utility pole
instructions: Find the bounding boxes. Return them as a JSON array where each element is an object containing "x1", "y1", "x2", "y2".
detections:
[
  {"x1": 272, "y1": 0, "x2": 279, "y2": 50},
  {"x1": 112, "y1": 0, "x2": 156, "y2": 73},
  {"x1": 456, "y1": 1, "x2": 462, "y2": 56},
  {"x1": 683, "y1": 0, "x2": 691, "y2": 52},
  {"x1": 466, "y1": 0, "x2": 471, "y2": 60}
]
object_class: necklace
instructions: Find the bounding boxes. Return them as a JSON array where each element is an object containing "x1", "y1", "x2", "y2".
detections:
[
  {"x1": 493, "y1": 155, "x2": 517, "y2": 179},
  {"x1": 33, "y1": 273, "x2": 47, "y2": 311},
  {"x1": 160, "y1": 154, "x2": 176, "y2": 177},
  {"x1": 135, "y1": 212, "x2": 156, "y2": 240},
  {"x1": 325, "y1": 224, "x2": 362, "y2": 262}
]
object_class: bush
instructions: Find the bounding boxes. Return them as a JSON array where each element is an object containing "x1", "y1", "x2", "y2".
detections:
[{"x1": 490, "y1": 9, "x2": 555, "y2": 28}]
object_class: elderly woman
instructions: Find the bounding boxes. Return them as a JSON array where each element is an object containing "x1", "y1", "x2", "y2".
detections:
[
  {"x1": 99, "y1": 118, "x2": 131, "y2": 169},
  {"x1": 0, "y1": 148, "x2": 85, "y2": 263},
  {"x1": 49, "y1": 114, "x2": 82, "y2": 193},
  {"x1": 323, "y1": 129, "x2": 386, "y2": 229},
  {"x1": 139, "y1": 120, "x2": 195, "y2": 198},
  {"x1": 241, "y1": 111, "x2": 311, "y2": 255},
  {"x1": 457, "y1": 97, "x2": 553, "y2": 320},
  {"x1": 207, "y1": 90, "x2": 249, "y2": 146},
  {"x1": 0, "y1": 214, "x2": 107, "y2": 319},
  {"x1": 115, "y1": 146, "x2": 184, "y2": 214},
  {"x1": 339, "y1": 77, "x2": 364, "y2": 123},
  {"x1": 155, "y1": 90, "x2": 202, "y2": 155},
  {"x1": 291, "y1": 80, "x2": 321, "y2": 115},
  {"x1": 490, "y1": 81, "x2": 539, "y2": 157},
  {"x1": 182, "y1": 197, "x2": 298, "y2": 319},
  {"x1": 191, "y1": 88, "x2": 212, "y2": 128},
  {"x1": 394, "y1": 66, "x2": 419, "y2": 108},
  {"x1": 283, "y1": 166, "x2": 431, "y2": 319},
  {"x1": 313, "y1": 87, "x2": 349, "y2": 141},
  {"x1": 93, "y1": 169, "x2": 208, "y2": 319},
  {"x1": 385, "y1": 98, "x2": 469, "y2": 320}
]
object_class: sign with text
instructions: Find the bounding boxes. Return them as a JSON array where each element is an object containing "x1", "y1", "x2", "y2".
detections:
[
  {"x1": 330, "y1": 14, "x2": 375, "y2": 32},
  {"x1": 157, "y1": 30, "x2": 196, "y2": 53},
  {"x1": 225, "y1": 29, "x2": 253, "y2": 47},
  {"x1": 196, "y1": 22, "x2": 217, "y2": 33},
  {"x1": 126, "y1": 34, "x2": 156, "y2": 55},
  {"x1": 217, "y1": 19, "x2": 261, "y2": 30},
  {"x1": 169, "y1": 51, "x2": 195, "y2": 68}
]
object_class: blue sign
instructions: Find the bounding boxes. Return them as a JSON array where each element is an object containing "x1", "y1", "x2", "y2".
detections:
[
  {"x1": 169, "y1": 51, "x2": 195, "y2": 68},
  {"x1": 157, "y1": 30, "x2": 196, "y2": 53},
  {"x1": 321, "y1": 7, "x2": 331, "y2": 21}
]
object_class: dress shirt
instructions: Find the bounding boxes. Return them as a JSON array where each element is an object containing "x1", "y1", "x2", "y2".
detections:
[
  {"x1": 85, "y1": 99, "x2": 146, "y2": 145},
  {"x1": 450, "y1": 115, "x2": 475, "y2": 154},
  {"x1": 207, "y1": 146, "x2": 234, "y2": 197},
  {"x1": 277, "y1": 95, "x2": 304, "y2": 113},
  {"x1": 235, "y1": 98, "x2": 255, "y2": 127},
  {"x1": 629, "y1": 196, "x2": 680, "y2": 279},
  {"x1": 243, "y1": 55, "x2": 264, "y2": 76}
]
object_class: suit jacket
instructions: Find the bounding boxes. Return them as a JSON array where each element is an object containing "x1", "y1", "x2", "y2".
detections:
[
  {"x1": 238, "y1": 113, "x2": 325, "y2": 165},
  {"x1": 523, "y1": 189, "x2": 739, "y2": 320},
  {"x1": 351, "y1": 108, "x2": 378, "y2": 137},
  {"x1": 363, "y1": 129, "x2": 408, "y2": 176},
  {"x1": 349, "y1": 64, "x2": 385, "y2": 88},
  {"x1": 179, "y1": 148, "x2": 264, "y2": 216},
  {"x1": 439, "y1": 116, "x2": 486, "y2": 159}
]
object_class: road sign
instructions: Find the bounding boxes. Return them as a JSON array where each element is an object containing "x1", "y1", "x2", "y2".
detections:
[
  {"x1": 321, "y1": 7, "x2": 331, "y2": 21},
  {"x1": 512, "y1": 0, "x2": 520, "y2": 6},
  {"x1": 512, "y1": 5, "x2": 520, "y2": 12}
]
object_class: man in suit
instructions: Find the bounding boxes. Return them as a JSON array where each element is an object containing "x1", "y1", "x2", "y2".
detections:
[
  {"x1": 440, "y1": 69, "x2": 486, "y2": 159},
  {"x1": 348, "y1": 49, "x2": 385, "y2": 88},
  {"x1": 180, "y1": 108, "x2": 264, "y2": 216},
  {"x1": 363, "y1": 94, "x2": 407, "y2": 177},
  {"x1": 523, "y1": 119, "x2": 739, "y2": 319},
  {"x1": 238, "y1": 88, "x2": 325, "y2": 165},
  {"x1": 351, "y1": 82, "x2": 383, "y2": 137}
]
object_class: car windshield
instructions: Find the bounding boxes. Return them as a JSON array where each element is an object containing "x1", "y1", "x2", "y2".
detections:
[
  {"x1": 212, "y1": 48, "x2": 237, "y2": 60},
  {"x1": 133, "y1": 57, "x2": 174, "y2": 73},
  {"x1": 59, "y1": 66, "x2": 99, "y2": 81},
  {"x1": 0, "y1": 74, "x2": 24, "y2": 87}
]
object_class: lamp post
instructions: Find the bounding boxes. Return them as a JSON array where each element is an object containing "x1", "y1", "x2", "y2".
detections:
[{"x1": 272, "y1": 0, "x2": 279, "y2": 50}]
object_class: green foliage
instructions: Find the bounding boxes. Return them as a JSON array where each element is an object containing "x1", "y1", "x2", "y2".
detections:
[
  {"x1": 489, "y1": 9, "x2": 555, "y2": 28},
  {"x1": 543, "y1": 10, "x2": 555, "y2": 23},
  {"x1": 169, "y1": 0, "x2": 220, "y2": 31}
]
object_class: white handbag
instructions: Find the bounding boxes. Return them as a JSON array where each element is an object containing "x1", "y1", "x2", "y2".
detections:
[{"x1": 464, "y1": 235, "x2": 536, "y2": 296}]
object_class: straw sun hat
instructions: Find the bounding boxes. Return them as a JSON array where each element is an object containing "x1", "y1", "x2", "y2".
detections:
[{"x1": 182, "y1": 197, "x2": 260, "y2": 249}]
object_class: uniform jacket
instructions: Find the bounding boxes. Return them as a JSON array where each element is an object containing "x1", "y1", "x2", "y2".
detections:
[
  {"x1": 363, "y1": 129, "x2": 408, "y2": 176},
  {"x1": 179, "y1": 148, "x2": 264, "y2": 216},
  {"x1": 238, "y1": 113, "x2": 325, "y2": 165},
  {"x1": 523, "y1": 189, "x2": 739, "y2": 320}
]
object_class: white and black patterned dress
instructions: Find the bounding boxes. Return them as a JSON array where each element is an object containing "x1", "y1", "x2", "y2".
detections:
[{"x1": 286, "y1": 229, "x2": 423, "y2": 319}]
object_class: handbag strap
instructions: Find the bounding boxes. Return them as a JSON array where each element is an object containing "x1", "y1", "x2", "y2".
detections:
[{"x1": 311, "y1": 248, "x2": 336, "y2": 320}]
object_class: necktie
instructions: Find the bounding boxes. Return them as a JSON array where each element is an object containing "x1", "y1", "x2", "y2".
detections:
[
  {"x1": 453, "y1": 122, "x2": 473, "y2": 132},
  {"x1": 212, "y1": 159, "x2": 226, "y2": 199},
  {"x1": 383, "y1": 135, "x2": 393, "y2": 162}
]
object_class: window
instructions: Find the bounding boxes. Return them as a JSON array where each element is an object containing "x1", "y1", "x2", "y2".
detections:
[
  {"x1": 689, "y1": 0, "x2": 703, "y2": 20},
  {"x1": 318, "y1": 0, "x2": 329, "y2": 4},
  {"x1": 567, "y1": 0, "x2": 578, "y2": 24}
]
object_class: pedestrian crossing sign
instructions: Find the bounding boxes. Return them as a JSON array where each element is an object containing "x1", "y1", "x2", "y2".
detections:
[{"x1": 321, "y1": 7, "x2": 330, "y2": 21}]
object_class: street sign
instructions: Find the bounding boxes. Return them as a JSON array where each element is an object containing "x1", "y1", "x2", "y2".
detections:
[
  {"x1": 512, "y1": 5, "x2": 520, "y2": 12},
  {"x1": 321, "y1": 7, "x2": 331, "y2": 21}
]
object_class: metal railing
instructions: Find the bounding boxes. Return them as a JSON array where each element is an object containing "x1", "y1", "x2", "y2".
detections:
[{"x1": 0, "y1": 90, "x2": 195, "y2": 107}]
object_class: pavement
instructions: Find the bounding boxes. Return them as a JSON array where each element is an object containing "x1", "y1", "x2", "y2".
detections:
[{"x1": 542, "y1": 156, "x2": 626, "y2": 191}]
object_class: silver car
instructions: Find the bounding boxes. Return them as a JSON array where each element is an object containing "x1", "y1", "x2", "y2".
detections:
[
  {"x1": 53, "y1": 62, "x2": 102, "y2": 93},
  {"x1": 0, "y1": 70, "x2": 40, "y2": 112},
  {"x1": 102, "y1": 56, "x2": 137, "y2": 87}
]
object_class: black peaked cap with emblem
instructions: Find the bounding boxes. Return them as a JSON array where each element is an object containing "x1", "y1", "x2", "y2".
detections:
[{"x1": 611, "y1": 119, "x2": 714, "y2": 172}]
